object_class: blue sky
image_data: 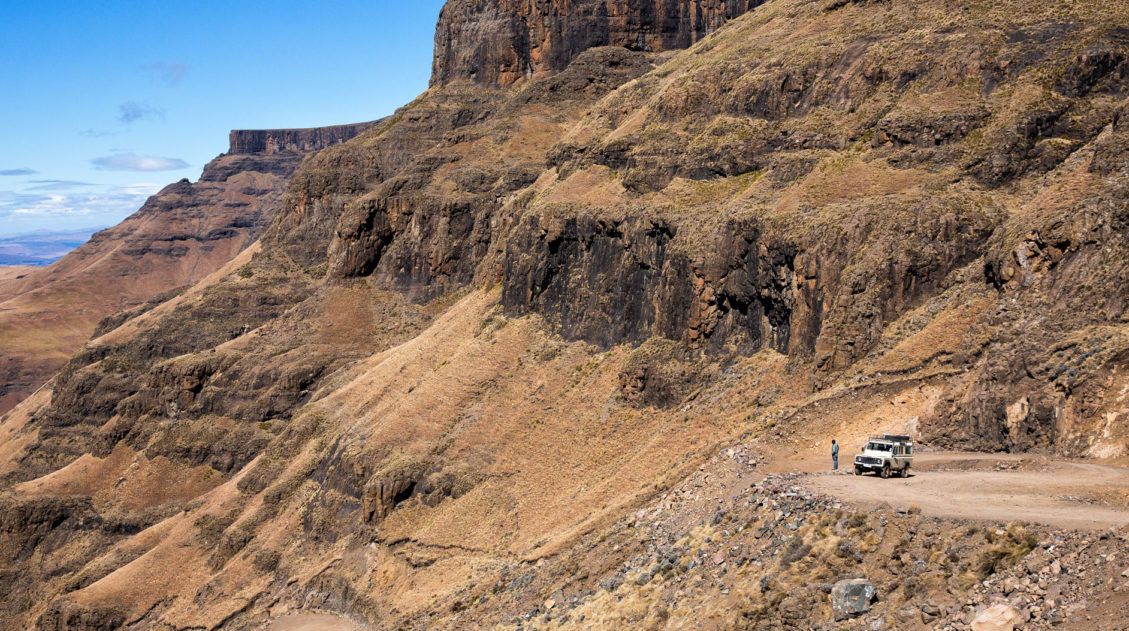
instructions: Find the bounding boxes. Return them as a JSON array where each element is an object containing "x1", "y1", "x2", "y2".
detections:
[{"x1": 0, "y1": 1, "x2": 446, "y2": 236}]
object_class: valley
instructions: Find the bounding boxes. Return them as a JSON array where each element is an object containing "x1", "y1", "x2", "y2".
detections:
[{"x1": 2, "y1": 0, "x2": 1129, "y2": 629}]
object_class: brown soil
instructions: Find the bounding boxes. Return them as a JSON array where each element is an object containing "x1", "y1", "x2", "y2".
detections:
[
  {"x1": 269, "y1": 613, "x2": 361, "y2": 631},
  {"x1": 0, "y1": 265, "x2": 35, "y2": 281}
]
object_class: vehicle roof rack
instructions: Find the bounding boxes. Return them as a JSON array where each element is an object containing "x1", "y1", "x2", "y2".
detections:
[{"x1": 869, "y1": 434, "x2": 913, "y2": 442}]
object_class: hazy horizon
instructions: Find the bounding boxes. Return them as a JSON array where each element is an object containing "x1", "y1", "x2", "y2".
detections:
[{"x1": 0, "y1": 225, "x2": 108, "y2": 238}]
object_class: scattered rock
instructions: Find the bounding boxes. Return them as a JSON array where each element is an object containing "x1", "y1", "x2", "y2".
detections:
[
  {"x1": 921, "y1": 603, "x2": 941, "y2": 623},
  {"x1": 831, "y1": 578, "x2": 877, "y2": 621},
  {"x1": 971, "y1": 603, "x2": 1026, "y2": 631}
]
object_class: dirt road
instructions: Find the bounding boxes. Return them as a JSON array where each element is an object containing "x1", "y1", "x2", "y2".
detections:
[
  {"x1": 270, "y1": 613, "x2": 361, "y2": 631},
  {"x1": 802, "y1": 453, "x2": 1129, "y2": 530}
]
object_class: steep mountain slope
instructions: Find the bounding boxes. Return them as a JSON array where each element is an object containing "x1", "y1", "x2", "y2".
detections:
[
  {"x1": 2, "y1": 0, "x2": 1129, "y2": 629},
  {"x1": 0, "y1": 122, "x2": 375, "y2": 415}
]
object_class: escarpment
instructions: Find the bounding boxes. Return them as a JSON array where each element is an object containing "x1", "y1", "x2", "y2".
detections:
[
  {"x1": 432, "y1": 0, "x2": 762, "y2": 86},
  {"x1": 228, "y1": 121, "x2": 381, "y2": 155},
  {"x1": 4, "y1": 0, "x2": 1129, "y2": 629}
]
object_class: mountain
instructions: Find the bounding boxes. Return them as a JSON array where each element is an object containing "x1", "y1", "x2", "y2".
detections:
[
  {"x1": 2, "y1": 0, "x2": 1129, "y2": 629},
  {"x1": 0, "y1": 121, "x2": 376, "y2": 415},
  {"x1": 0, "y1": 229, "x2": 104, "y2": 266}
]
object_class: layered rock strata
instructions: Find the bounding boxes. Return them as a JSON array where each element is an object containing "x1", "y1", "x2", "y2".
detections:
[{"x1": 432, "y1": 0, "x2": 762, "y2": 86}]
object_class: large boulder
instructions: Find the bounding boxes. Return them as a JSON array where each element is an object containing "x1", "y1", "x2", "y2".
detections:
[
  {"x1": 971, "y1": 603, "x2": 1026, "y2": 631},
  {"x1": 831, "y1": 578, "x2": 876, "y2": 621}
]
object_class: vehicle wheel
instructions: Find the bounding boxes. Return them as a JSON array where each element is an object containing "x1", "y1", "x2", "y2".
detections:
[
  {"x1": 901, "y1": 466, "x2": 910, "y2": 478},
  {"x1": 854, "y1": 466, "x2": 862, "y2": 476},
  {"x1": 880, "y1": 465, "x2": 890, "y2": 479}
]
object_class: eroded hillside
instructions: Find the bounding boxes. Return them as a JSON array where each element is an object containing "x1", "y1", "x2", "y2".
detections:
[
  {"x1": 0, "y1": 122, "x2": 376, "y2": 415},
  {"x1": 1, "y1": 0, "x2": 1129, "y2": 629}
]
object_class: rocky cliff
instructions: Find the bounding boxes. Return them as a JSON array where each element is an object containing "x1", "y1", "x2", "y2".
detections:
[
  {"x1": 432, "y1": 0, "x2": 761, "y2": 86},
  {"x1": 2, "y1": 0, "x2": 1129, "y2": 629},
  {"x1": 227, "y1": 121, "x2": 380, "y2": 155}
]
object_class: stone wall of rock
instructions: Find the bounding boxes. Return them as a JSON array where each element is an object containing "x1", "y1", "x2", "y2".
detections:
[
  {"x1": 228, "y1": 121, "x2": 381, "y2": 155},
  {"x1": 432, "y1": 0, "x2": 761, "y2": 86},
  {"x1": 500, "y1": 202, "x2": 997, "y2": 366}
]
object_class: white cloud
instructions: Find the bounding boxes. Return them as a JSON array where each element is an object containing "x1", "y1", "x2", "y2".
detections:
[
  {"x1": 91, "y1": 153, "x2": 188, "y2": 172},
  {"x1": 0, "y1": 169, "x2": 37, "y2": 176},
  {"x1": 0, "y1": 183, "x2": 162, "y2": 220},
  {"x1": 116, "y1": 183, "x2": 164, "y2": 196}
]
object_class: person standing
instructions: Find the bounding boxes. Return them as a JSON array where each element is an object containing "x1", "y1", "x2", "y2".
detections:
[{"x1": 831, "y1": 439, "x2": 839, "y2": 471}]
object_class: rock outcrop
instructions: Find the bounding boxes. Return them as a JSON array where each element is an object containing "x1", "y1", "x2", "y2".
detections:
[{"x1": 432, "y1": 0, "x2": 761, "y2": 86}]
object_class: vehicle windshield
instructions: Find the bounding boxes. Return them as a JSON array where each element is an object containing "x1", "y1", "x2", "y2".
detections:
[{"x1": 866, "y1": 442, "x2": 892, "y2": 452}]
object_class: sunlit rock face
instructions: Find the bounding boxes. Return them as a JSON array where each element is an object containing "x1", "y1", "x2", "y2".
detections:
[{"x1": 431, "y1": 0, "x2": 761, "y2": 86}]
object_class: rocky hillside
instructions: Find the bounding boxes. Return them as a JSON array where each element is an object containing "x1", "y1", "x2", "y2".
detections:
[
  {"x1": 0, "y1": 121, "x2": 376, "y2": 415},
  {"x1": 1, "y1": 0, "x2": 1129, "y2": 629}
]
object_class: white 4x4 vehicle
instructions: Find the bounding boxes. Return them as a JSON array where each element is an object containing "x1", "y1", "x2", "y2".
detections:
[{"x1": 853, "y1": 434, "x2": 913, "y2": 478}]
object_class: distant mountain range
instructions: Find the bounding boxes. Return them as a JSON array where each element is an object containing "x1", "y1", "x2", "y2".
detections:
[{"x1": 0, "y1": 227, "x2": 104, "y2": 266}]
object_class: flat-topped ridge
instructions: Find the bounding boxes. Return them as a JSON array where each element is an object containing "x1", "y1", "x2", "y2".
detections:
[{"x1": 228, "y1": 120, "x2": 382, "y2": 155}]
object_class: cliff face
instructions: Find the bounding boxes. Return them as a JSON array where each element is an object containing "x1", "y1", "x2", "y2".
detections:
[
  {"x1": 0, "y1": 122, "x2": 376, "y2": 416},
  {"x1": 432, "y1": 0, "x2": 760, "y2": 86},
  {"x1": 227, "y1": 121, "x2": 381, "y2": 155}
]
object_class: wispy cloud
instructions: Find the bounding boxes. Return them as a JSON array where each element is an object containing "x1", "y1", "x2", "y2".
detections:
[
  {"x1": 144, "y1": 62, "x2": 189, "y2": 86},
  {"x1": 117, "y1": 101, "x2": 166, "y2": 124},
  {"x1": 80, "y1": 129, "x2": 118, "y2": 138},
  {"x1": 91, "y1": 153, "x2": 188, "y2": 172},
  {"x1": 0, "y1": 169, "x2": 37, "y2": 176},
  {"x1": 115, "y1": 183, "x2": 165, "y2": 196},
  {"x1": 0, "y1": 183, "x2": 162, "y2": 220},
  {"x1": 26, "y1": 179, "x2": 96, "y2": 191}
]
